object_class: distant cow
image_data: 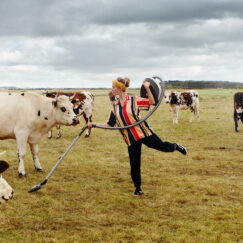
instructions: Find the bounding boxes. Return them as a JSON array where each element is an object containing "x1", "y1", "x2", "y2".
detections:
[
  {"x1": 44, "y1": 91, "x2": 94, "y2": 138},
  {"x1": 0, "y1": 153, "x2": 14, "y2": 204},
  {"x1": 164, "y1": 90, "x2": 200, "y2": 124},
  {"x1": 234, "y1": 92, "x2": 243, "y2": 132},
  {"x1": 0, "y1": 92, "x2": 79, "y2": 176}
]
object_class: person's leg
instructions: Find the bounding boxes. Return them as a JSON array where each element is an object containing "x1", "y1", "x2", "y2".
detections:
[
  {"x1": 128, "y1": 141, "x2": 143, "y2": 195},
  {"x1": 142, "y1": 133, "x2": 187, "y2": 155}
]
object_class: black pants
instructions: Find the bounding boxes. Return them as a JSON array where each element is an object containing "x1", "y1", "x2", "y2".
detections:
[{"x1": 128, "y1": 133, "x2": 175, "y2": 190}]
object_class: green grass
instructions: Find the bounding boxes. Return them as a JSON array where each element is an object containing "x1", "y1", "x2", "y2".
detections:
[{"x1": 0, "y1": 89, "x2": 243, "y2": 242}]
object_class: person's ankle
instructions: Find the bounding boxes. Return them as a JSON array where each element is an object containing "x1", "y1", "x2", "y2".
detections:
[{"x1": 133, "y1": 188, "x2": 143, "y2": 196}]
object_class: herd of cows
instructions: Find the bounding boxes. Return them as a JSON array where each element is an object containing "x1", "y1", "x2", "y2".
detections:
[{"x1": 0, "y1": 89, "x2": 243, "y2": 204}]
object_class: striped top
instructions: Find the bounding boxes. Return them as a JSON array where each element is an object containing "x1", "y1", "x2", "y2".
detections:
[{"x1": 107, "y1": 95, "x2": 153, "y2": 146}]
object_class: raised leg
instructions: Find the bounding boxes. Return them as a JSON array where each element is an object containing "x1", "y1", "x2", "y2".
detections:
[{"x1": 29, "y1": 143, "x2": 43, "y2": 172}]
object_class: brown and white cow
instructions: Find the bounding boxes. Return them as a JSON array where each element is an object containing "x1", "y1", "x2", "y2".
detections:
[
  {"x1": 44, "y1": 91, "x2": 94, "y2": 138},
  {"x1": 234, "y1": 92, "x2": 243, "y2": 132},
  {"x1": 164, "y1": 90, "x2": 200, "y2": 124},
  {"x1": 0, "y1": 92, "x2": 79, "y2": 176},
  {"x1": 0, "y1": 151, "x2": 14, "y2": 205}
]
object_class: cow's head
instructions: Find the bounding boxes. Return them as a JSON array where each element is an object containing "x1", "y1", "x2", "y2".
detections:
[
  {"x1": 0, "y1": 160, "x2": 14, "y2": 205},
  {"x1": 164, "y1": 91, "x2": 179, "y2": 105},
  {"x1": 53, "y1": 95, "x2": 80, "y2": 125},
  {"x1": 71, "y1": 91, "x2": 94, "y2": 116},
  {"x1": 164, "y1": 91, "x2": 172, "y2": 103},
  {"x1": 70, "y1": 92, "x2": 87, "y2": 115}
]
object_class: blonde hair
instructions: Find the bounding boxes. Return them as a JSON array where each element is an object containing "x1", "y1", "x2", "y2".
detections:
[{"x1": 112, "y1": 77, "x2": 130, "y2": 91}]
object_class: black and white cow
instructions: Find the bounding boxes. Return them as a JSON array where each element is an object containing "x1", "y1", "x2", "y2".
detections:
[
  {"x1": 0, "y1": 92, "x2": 79, "y2": 176},
  {"x1": 234, "y1": 92, "x2": 243, "y2": 132},
  {"x1": 164, "y1": 90, "x2": 200, "y2": 124},
  {"x1": 0, "y1": 152, "x2": 14, "y2": 204},
  {"x1": 44, "y1": 91, "x2": 94, "y2": 138}
]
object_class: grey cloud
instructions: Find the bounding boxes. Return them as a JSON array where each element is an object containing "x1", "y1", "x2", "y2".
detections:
[
  {"x1": 1, "y1": 0, "x2": 243, "y2": 37},
  {"x1": 93, "y1": 0, "x2": 243, "y2": 24},
  {"x1": 0, "y1": 0, "x2": 243, "y2": 87}
]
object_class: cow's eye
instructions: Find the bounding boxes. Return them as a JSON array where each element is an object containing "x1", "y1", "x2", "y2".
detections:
[
  {"x1": 71, "y1": 100, "x2": 76, "y2": 104},
  {"x1": 60, "y1": 107, "x2": 66, "y2": 112}
]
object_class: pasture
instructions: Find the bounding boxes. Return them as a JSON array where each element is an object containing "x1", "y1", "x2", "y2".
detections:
[{"x1": 0, "y1": 88, "x2": 242, "y2": 242}]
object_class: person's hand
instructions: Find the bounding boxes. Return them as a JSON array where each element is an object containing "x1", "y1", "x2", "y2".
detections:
[
  {"x1": 143, "y1": 80, "x2": 150, "y2": 89},
  {"x1": 88, "y1": 122, "x2": 93, "y2": 129}
]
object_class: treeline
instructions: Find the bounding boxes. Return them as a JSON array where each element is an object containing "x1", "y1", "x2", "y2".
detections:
[{"x1": 165, "y1": 80, "x2": 243, "y2": 89}]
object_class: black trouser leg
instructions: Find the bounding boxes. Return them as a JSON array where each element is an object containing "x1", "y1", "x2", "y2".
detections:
[
  {"x1": 142, "y1": 132, "x2": 175, "y2": 152},
  {"x1": 128, "y1": 141, "x2": 142, "y2": 190}
]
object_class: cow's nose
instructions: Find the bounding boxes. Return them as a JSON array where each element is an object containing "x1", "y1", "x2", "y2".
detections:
[
  {"x1": 2, "y1": 195, "x2": 8, "y2": 201},
  {"x1": 72, "y1": 118, "x2": 80, "y2": 125}
]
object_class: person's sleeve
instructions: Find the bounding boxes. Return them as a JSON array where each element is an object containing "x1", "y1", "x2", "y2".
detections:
[
  {"x1": 106, "y1": 110, "x2": 116, "y2": 127},
  {"x1": 136, "y1": 96, "x2": 150, "y2": 110}
]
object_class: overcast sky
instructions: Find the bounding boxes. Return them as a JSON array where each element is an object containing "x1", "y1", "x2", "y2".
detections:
[{"x1": 0, "y1": 0, "x2": 243, "y2": 88}]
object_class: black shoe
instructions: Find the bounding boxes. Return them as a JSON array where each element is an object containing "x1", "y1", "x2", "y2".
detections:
[
  {"x1": 133, "y1": 188, "x2": 143, "y2": 196},
  {"x1": 175, "y1": 143, "x2": 187, "y2": 155}
]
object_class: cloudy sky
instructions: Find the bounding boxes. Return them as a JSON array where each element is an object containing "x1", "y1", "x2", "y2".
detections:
[{"x1": 0, "y1": 0, "x2": 243, "y2": 88}]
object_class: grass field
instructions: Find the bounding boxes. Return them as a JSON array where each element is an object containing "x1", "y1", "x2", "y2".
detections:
[{"x1": 0, "y1": 88, "x2": 243, "y2": 242}]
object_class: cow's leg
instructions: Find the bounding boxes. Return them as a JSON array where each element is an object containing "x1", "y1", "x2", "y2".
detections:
[
  {"x1": 196, "y1": 105, "x2": 200, "y2": 122},
  {"x1": 15, "y1": 132, "x2": 28, "y2": 177},
  {"x1": 235, "y1": 117, "x2": 239, "y2": 132},
  {"x1": 234, "y1": 112, "x2": 239, "y2": 132},
  {"x1": 83, "y1": 113, "x2": 92, "y2": 137},
  {"x1": 56, "y1": 124, "x2": 61, "y2": 139},
  {"x1": 48, "y1": 129, "x2": 52, "y2": 139},
  {"x1": 29, "y1": 143, "x2": 43, "y2": 172},
  {"x1": 173, "y1": 107, "x2": 179, "y2": 124},
  {"x1": 172, "y1": 111, "x2": 177, "y2": 124},
  {"x1": 190, "y1": 108, "x2": 194, "y2": 123}
]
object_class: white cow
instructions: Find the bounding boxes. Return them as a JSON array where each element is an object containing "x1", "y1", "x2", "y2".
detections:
[
  {"x1": 0, "y1": 92, "x2": 80, "y2": 176},
  {"x1": 0, "y1": 152, "x2": 14, "y2": 204},
  {"x1": 164, "y1": 90, "x2": 200, "y2": 124}
]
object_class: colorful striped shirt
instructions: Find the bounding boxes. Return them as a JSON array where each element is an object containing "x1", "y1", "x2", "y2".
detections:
[{"x1": 107, "y1": 95, "x2": 153, "y2": 146}]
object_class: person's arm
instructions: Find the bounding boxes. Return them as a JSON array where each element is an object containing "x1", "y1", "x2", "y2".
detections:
[
  {"x1": 88, "y1": 122, "x2": 111, "y2": 129},
  {"x1": 143, "y1": 80, "x2": 155, "y2": 105},
  {"x1": 88, "y1": 110, "x2": 116, "y2": 130}
]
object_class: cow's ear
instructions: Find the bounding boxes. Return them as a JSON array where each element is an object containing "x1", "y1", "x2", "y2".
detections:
[
  {"x1": 0, "y1": 160, "x2": 9, "y2": 173},
  {"x1": 52, "y1": 100, "x2": 57, "y2": 107}
]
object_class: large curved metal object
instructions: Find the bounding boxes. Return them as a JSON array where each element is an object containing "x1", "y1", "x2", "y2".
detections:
[
  {"x1": 92, "y1": 76, "x2": 164, "y2": 130},
  {"x1": 28, "y1": 76, "x2": 164, "y2": 193}
]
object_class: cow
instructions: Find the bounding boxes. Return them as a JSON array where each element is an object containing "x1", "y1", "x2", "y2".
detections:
[
  {"x1": 0, "y1": 92, "x2": 80, "y2": 176},
  {"x1": 234, "y1": 92, "x2": 243, "y2": 132},
  {"x1": 0, "y1": 152, "x2": 14, "y2": 204},
  {"x1": 44, "y1": 91, "x2": 94, "y2": 138},
  {"x1": 164, "y1": 90, "x2": 200, "y2": 124}
]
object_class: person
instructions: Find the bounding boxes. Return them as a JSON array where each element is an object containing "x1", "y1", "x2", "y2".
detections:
[{"x1": 88, "y1": 77, "x2": 187, "y2": 196}]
